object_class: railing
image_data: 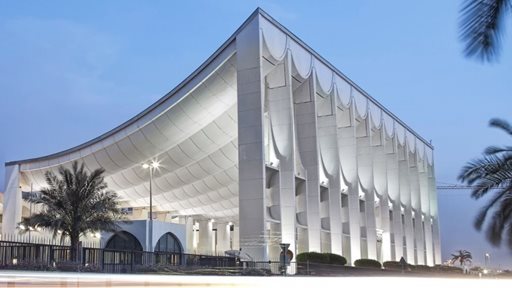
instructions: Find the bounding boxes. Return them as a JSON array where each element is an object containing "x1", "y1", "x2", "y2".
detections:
[
  {"x1": 0, "y1": 240, "x2": 71, "y2": 268},
  {"x1": 247, "y1": 261, "x2": 297, "y2": 275},
  {"x1": 0, "y1": 233, "x2": 99, "y2": 248},
  {"x1": 0, "y1": 240, "x2": 309, "y2": 275},
  {"x1": 0, "y1": 240, "x2": 238, "y2": 273},
  {"x1": 81, "y1": 248, "x2": 237, "y2": 273}
]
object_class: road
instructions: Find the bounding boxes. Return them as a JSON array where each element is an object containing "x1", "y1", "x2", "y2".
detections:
[{"x1": 0, "y1": 271, "x2": 510, "y2": 287}]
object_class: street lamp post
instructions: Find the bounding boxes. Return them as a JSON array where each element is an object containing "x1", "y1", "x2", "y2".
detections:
[
  {"x1": 484, "y1": 253, "x2": 490, "y2": 271},
  {"x1": 142, "y1": 161, "x2": 159, "y2": 252}
]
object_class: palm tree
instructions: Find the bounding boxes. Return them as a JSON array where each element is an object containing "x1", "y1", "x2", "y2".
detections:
[
  {"x1": 20, "y1": 161, "x2": 124, "y2": 262},
  {"x1": 450, "y1": 250, "x2": 473, "y2": 266},
  {"x1": 458, "y1": 118, "x2": 512, "y2": 248},
  {"x1": 459, "y1": 0, "x2": 511, "y2": 61}
]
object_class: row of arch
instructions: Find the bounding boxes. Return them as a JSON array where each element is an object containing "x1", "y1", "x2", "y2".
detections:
[{"x1": 105, "y1": 231, "x2": 183, "y2": 254}]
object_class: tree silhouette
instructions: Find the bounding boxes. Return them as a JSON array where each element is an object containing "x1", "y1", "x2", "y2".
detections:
[
  {"x1": 20, "y1": 161, "x2": 124, "y2": 261},
  {"x1": 459, "y1": 0, "x2": 511, "y2": 62},
  {"x1": 459, "y1": 118, "x2": 512, "y2": 249},
  {"x1": 450, "y1": 250, "x2": 473, "y2": 266}
]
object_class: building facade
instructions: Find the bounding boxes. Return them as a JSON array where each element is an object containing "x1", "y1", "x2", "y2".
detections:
[{"x1": 3, "y1": 9, "x2": 441, "y2": 265}]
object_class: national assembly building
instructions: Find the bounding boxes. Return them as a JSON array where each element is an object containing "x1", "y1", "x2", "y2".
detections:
[{"x1": 3, "y1": 8, "x2": 441, "y2": 266}]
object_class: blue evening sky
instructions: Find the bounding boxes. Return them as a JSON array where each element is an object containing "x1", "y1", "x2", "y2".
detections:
[{"x1": 1, "y1": 1, "x2": 511, "y2": 268}]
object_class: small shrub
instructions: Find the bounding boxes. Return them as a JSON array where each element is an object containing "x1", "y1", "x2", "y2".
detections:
[
  {"x1": 324, "y1": 253, "x2": 347, "y2": 265},
  {"x1": 434, "y1": 265, "x2": 463, "y2": 274},
  {"x1": 134, "y1": 264, "x2": 182, "y2": 273},
  {"x1": 383, "y1": 260, "x2": 417, "y2": 271},
  {"x1": 241, "y1": 268, "x2": 272, "y2": 276},
  {"x1": 354, "y1": 258, "x2": 382, "y2": 269},
  {"x1": 383, "y1": 261, "x2": 401, "y2": 270},
  {"x1": 296, "y1": 252, "x2": 347, "y2": 266},
  {"x1": 414, "y1": 265, "x2": 432, "y2": 272}
]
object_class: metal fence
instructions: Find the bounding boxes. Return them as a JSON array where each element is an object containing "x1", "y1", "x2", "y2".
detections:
[
  {"x1": 0, "y1": 240, "x2": 309, "y2": 275},
  {"x1": 82, "y1": 248, "x2": 237, "y2": 273},
  {"x1": 0, "y1": 233, "x2": 99, "y2": 248},
  {"x1": 0, "y1": 240, "x2": 72, "y2": 267},
  {"x1": 0, "y1": 240, "x2": 238, "y2": 273},
  {"x1": 247, "y1": 261, "x2": 297, "y2": 275}
]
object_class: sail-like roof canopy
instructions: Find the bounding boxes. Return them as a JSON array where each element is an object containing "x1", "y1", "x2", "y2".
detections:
[{"x1": 5, "y1": 8, "x2": 434, "y2": 224}]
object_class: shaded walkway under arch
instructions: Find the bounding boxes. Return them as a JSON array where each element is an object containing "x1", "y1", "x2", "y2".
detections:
[
  {"x1": 154, "y1": 232, "x2": 183, "y2": 265},
  {"x1": 103, "y1": 231, "x2": 144, "y2": 271},
  {"x1": 105, "y1": 231, "x2": 143, "y2": 251}
]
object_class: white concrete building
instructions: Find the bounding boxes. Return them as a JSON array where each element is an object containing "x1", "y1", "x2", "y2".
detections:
[{"x1": 3, "y1": 8, "x2": 441, "y2": 265}]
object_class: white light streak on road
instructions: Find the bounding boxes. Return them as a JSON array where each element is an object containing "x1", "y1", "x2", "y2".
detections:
[{"x1": 0, "y1": 271, "x2": 510, "y2": 288}]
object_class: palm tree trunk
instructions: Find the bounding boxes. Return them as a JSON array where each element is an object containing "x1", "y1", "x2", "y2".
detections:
[{"x1": 70, "y1": 234, "x2": 80, "y2": 263}]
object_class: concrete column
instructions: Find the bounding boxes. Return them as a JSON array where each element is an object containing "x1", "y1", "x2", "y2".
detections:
[
  {"x1": 193, "y1": 222, "x2": 199, "y2": 253},
  {"x1": 373, "y1": 131, "x2": 392, "y2": 262},
  {"x1": 216, "y1": 223, "x2": 231, "y2": 255},
  {"x1": 419, "y1": 158, "x2": 433, "y2": 266},
  {"x1": 423, "y1": 214, "x2": 434, "y2": 265},
  {"x1": 185, "y1": 217, "x2": 194, "y2": 253},
  {"x1": 386, "y1": 136, "x2": 403, "y2": 261},
  {"x1": 294, "y1": 75, "x2": 321, "y2": 252},
  {"x1": 317, "y1": 87, "x2": 342, "y2": 255},
  {"x1": 236, "y1": 14, "x2": 268, "y2": 261},
  {"x1": 391, "y1": 201, "x2": 403, "y2": 260},
  {"x1": 409, "y1": 155, "x2": 424, "y2": 265},
  {"x1": 357, "y1": 119, "x2": 378, "y2": 261},
  {"x1": 428, "y1": 162, "x2": 442, "y2": 264},
  {"x1": 266, "y1": 54, "x2": 296, "y2": 257},
  {"x1": 233, "y1": 225, "x2": 240, "y2": 250},
  {"x1": 378, "y1": 196, "x2": 392, "y2": 262},
  {"x1": 403, "y1": 206, "x2": 414, "y2": 263},
  {"x1": 432, "y1": 217, "x2": 441, "y2": 264},
  {"x1": 398, "y1": 144, "x2": 415, "y2": 263},
  {"x1": 3, "y1": 164, "x2": 22, "y2": 235},
  {"x1": 337, "y1": 104, "x2": 361, "y2": 263},
  {"x1": 198, "y1": 220, "x2": 213, "y2": 255}
]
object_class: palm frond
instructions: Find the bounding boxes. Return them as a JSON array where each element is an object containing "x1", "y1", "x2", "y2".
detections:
[
  {"x1": 490, "y1": 118, "x2": 512, "y2": 135},
  {"x1": 460, "y1": 118, "x2": 512, "y2": 250},
  {"x1": 450, "y1": 250, "x2": 472, "y2": 266},
  {"x1": 485, "y1": 194, "x2": 512, "y2": 246},
  {"x1": 474, "y1": 187, "x2": 512, "y2": 230},
  {"x1": 459, "y1": 0, "x2": 510, "y2": 61},
  {"x1": 458, "y1": 155, "x2": 512, "y2": 199},
  {"x1": 484, "y1": 146, "x2": 512, "y2": 155},
  {"x1": 506, "y1": 223, "x2": 512, "y2": 249}
]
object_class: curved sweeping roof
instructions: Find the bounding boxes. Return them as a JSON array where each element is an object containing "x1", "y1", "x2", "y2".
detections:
[{"x1": 6, "y1": 8, "x2": 435, "y2": 223}]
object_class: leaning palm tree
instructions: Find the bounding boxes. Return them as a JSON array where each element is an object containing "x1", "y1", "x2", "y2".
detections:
[
  {"x1": 20, "y1": 161, "x2": 124, "y2": 261},
  {"x1": 458, "y1": 118, "x2": 512, "y2": 248},
  {"x1": 459, "y1": 0, "x2": 511, "y2": 61},
  {"x1": 450, "y1": 250, "x2": 473, "y2": 266}
]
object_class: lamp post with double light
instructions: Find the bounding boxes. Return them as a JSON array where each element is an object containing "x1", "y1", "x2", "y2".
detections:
[{"x1": 142, "y1": 161, "x2": 159, "y2": 252}]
